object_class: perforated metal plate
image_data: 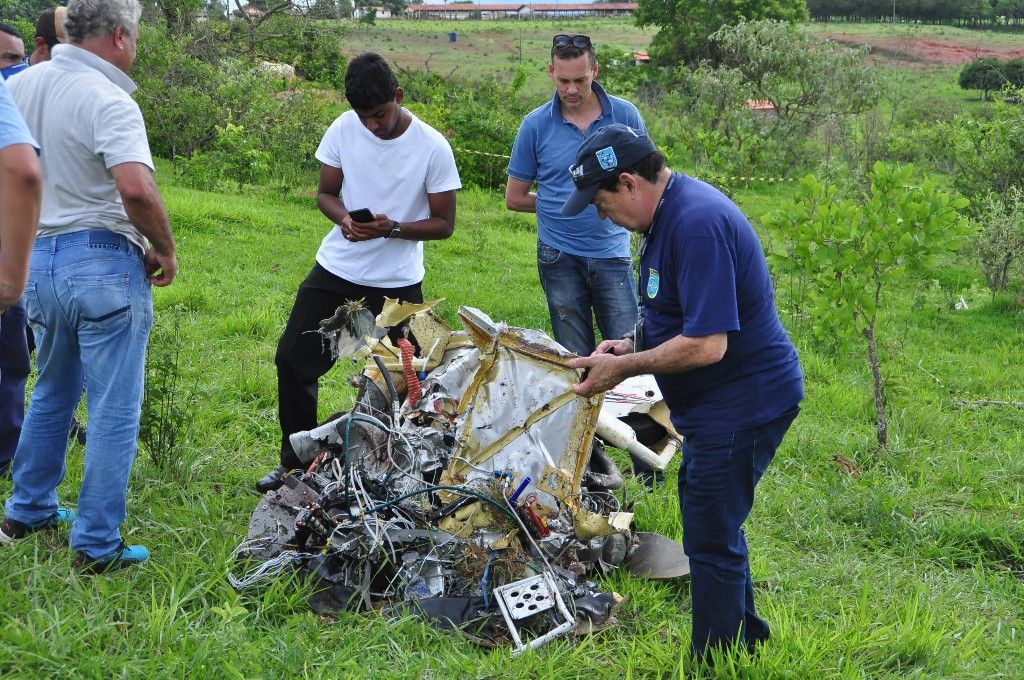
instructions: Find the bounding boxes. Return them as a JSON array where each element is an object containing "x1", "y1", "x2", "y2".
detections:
[{"x1": 494, "y1": 574, "x2": 555, "y2": 621}]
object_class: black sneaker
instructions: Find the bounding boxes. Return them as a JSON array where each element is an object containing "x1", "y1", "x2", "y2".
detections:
[
  {"x1": 255, "y1": 464, "x2": 292, "y2": 493},
  {"x1": 73, "y1": 541, "x2": 150, "y2": 574},
  {"x1": 0, "y1": 508, "x2": 77, "y2": 546}
]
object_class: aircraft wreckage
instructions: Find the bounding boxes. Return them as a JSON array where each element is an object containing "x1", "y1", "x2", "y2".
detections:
[{"x1": 230, "y1": 301, "x2": 689, "y2": 654}]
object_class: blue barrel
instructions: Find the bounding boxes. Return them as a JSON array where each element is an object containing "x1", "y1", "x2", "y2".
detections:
[{"x1": 449, "y1": 31, "x2": 457, "y2": 42}]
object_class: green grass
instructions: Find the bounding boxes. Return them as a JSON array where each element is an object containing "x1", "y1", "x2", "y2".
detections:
[
  {"x1": 322, "y1": 17, "x2": 656, "y2": 98},
  {"x1": 2, "y1": 166, "x2": 1022, "y2": 677}
]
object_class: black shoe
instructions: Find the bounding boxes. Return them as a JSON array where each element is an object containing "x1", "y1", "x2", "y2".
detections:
[
  {"x1": 0, "y1": 508, "x2": 76, "y2": 546},
  {"x1": 69, "y1": 418, "x2": 87, "y2": 445},
  {"x1": 255, "y1": 464, "x2": 292, "y2": 493}
]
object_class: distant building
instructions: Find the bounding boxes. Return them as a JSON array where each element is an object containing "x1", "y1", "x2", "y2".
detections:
[
  {"x1": 525, "y1": 3, "x2": 636, "y2": 18},
  {"x1": 745, "y1": 99, "x2": 778, "y2": 118},
  {"x1": 353, "y1": 5, "x2": 393, "y2": 19},
  {"x1": 406, "y1": 3, "x2": 637, "y2": 20}
]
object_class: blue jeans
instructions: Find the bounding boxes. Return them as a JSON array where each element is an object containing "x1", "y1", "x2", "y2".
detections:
[
  {"x1": 536, "y1": 242, "x2": 637, "y2": 356},
  {"x1": 678, "y1": 405, "x2": 800, "y2": 660},
  {"x1": 0, "y1": 301, "x2": 30, "y2": 468},
  {"x1": 4, "y1": 230, "x2": 153, "y2": 558}
]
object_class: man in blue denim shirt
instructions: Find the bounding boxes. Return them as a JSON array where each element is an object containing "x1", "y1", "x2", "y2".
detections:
[
  {"x1": 506, "y1": 34, "x2": 646, "y2": 357},
  {"x1": 0, "y1": 78, "x2": 42, "y2": 480},
  {"x1": 2, "y1": 0, "x2": 177, "y2": 574}
]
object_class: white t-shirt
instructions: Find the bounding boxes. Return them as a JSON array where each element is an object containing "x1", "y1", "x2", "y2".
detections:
[
  {"x1": 7, "y1": 44, "x2": 154, "y2": 253},
  {"x1": 314, "y1": 109, "x2": 461, "y2": 287}
]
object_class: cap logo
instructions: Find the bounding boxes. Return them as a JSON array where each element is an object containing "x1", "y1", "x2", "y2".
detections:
[
  {"x1": 569, "y1": 164, "x2": 584, "y2": 181},
  {"x1": 596, "y1": 146, "x2": 618, "y2": 171}
]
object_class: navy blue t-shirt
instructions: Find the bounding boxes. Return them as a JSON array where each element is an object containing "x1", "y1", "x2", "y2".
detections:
[{"x1": 639, "y1": 173, "x2": 803, "y2": 435}]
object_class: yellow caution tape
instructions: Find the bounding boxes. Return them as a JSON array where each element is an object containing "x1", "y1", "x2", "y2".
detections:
[{"x1": 451, "y1": 146, "x2": 795, "y2": 184}]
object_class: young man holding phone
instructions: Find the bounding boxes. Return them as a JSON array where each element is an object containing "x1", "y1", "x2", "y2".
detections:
[{"x1": 257, "y1": 52, "x2": 462, "y2": 492}]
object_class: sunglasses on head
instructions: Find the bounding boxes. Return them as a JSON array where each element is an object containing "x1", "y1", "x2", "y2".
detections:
[{"x1": 552, "y1": 34, "x2": 592, "y2": 49}]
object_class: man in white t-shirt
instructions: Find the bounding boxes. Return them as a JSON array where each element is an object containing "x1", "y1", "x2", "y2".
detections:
[{"x1": 257, "y1": 52, "x2": 462, "y2": 492}]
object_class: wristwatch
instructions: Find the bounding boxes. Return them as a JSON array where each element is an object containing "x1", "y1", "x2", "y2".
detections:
[{"x1": 385, "y1": 220, "x2": 401, "y2": 239}]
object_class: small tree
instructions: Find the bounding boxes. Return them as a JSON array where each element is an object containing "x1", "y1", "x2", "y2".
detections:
[
  {"x1": 233, "y1": 0, "x2": 294, "y2": 56},
  {"x1": 973, "y1": 188, "x2": 1024, "y2": 296},
  {"x1": 635, "y1": 0, "x2": 807, "y2": 65},
  {"x1": 765, "y1": 163, "x2": 970, "y2": 450}
]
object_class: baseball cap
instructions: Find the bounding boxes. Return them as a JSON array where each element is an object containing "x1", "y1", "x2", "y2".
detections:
[
  {"x1": 561, "y1": 124, "x2": 658, "y2": 216},
  {"x1": 35, "y1": 7, "x2": 67, "y2": 50}
]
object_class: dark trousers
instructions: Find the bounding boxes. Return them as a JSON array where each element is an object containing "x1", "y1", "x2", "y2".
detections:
[
  {"x1": 275, "y1": 263, "x2": 422, "y2": 468},
  {"x1": 678, "y1": 405, "x2": 799, "y2": 661},
  {"x1": 0, "y1": 302, "x2": 30, "y2": 467}
]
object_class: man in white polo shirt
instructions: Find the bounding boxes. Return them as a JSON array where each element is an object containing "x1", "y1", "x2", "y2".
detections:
[
  {"x1": 2, "y1": 0, "x2": 177, "y2": 574},
  {"x1": 256, "y1": 52, "x2": 461, "y2": 492}
]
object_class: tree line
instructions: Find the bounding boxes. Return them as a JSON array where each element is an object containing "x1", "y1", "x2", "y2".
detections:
[{"x1": 808, "y1": 0, "x2": 1024, "y2": 26}]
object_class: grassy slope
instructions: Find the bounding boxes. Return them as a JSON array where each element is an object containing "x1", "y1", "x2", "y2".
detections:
[
  {"x1": 328, "y1": 18, "x2": 655, "y2": 98},
  {"x1": 1, "y1": 176, "x2": 1021, "y2": 679}
]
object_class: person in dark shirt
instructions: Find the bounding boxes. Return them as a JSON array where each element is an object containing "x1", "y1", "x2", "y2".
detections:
[{"x1": 565, "y1": 124, "x2": 803, "y2": 663}]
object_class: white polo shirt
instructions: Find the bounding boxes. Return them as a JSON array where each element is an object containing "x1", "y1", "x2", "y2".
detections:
[{"x1": 7, "y1": 44, "x2": 153, "y2": 252}]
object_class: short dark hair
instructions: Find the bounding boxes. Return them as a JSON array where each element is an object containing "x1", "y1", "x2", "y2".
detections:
[
  {"x1": 0, "y1": 22, "x2": 23, "y2": 39},
  {"x1": 345, "y1": 52, "x2": 399, "y2": 110},
  {"x1": 596, "y1": 151, "x2": 667, "y2": 193},
  {"x1": 551, "y1": 37, "x2": 595, "y2": 65},
  {"x1": 35, "y1": 8, "x2": 61, "y2": 49}
]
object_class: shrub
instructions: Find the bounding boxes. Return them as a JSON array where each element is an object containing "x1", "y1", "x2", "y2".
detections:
[
  {"x1": 179, "y1": 123, "x2": 271, "y2": 191},
  {"x1": 959, "y1": 57, "x2": 1024, "y2": 99},
  {"x1": 972, "y1": 188, "x2": 1024, "y2": 296}
]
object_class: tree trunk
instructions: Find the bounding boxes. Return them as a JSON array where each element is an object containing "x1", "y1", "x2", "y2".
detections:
[{"x1": 862, "y1": 323, "x2": 888, "y2": 449}]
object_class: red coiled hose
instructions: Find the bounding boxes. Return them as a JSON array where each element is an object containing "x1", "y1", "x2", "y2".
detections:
[{"x1": 397, "y1": 338, "x2": 422, "y2": 406}]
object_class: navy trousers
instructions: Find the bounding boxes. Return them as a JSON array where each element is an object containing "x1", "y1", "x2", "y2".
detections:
[
  {"x1": 275, "y1": 264, "x2": 422, "y2": 469},
  {"x1": 678, "y1": 405, "x2": 799, "y2": 661},
  {"x1": 0, "y1": 302, "x2": 30, "y2": 470}
]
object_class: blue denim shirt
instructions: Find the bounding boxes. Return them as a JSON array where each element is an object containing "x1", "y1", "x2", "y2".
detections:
[
  {"x1": 0, "y1": 79, "x2": 36, "y2": 152},
  {"x1": 508, "y1": 82, "x2": 645, "y2": 259}
]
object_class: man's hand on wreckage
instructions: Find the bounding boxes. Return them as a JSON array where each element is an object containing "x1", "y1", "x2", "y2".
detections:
[
  {"x1": 144, "y1": 248, "x2": 178, "y2": 286},
  {"x1": 342, "y1": 213, "x2": 393, "y2": 242},
  {"x1": 569, "y1": 338, "x2": 635, "y2": 397}
]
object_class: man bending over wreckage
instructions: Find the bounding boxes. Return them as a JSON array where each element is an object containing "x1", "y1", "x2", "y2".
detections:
[
  {"x1": 566, "y1": 125, "x2": 804, "y2": 663},
  {"x1": 257, "y1": 53, "x2": 462, "y2": 493}
]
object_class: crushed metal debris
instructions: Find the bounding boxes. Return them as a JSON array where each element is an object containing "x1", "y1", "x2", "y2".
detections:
[{"x1": 230, "y1": 301, "x2": 688, "y2": 654}]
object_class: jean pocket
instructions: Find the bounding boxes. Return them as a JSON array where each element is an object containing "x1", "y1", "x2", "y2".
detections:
[
  {"x1": 69, "y1": 273, "x2": 131, "y2": 334},
  {"x1": 537, "y1": 243, "x2": 563, "y2": 265},
  {"x1": 22, "y1": 280, "x2": 47, "y2": 337}
]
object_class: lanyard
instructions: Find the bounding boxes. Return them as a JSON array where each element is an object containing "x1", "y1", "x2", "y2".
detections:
[{"x1": 634, "y1": 174, "x2": 677, "y2": 350}]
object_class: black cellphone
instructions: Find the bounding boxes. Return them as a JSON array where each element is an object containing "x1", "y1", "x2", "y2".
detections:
[{"x1": 348, "y1": 208, "x2": 374, "y2": 223}]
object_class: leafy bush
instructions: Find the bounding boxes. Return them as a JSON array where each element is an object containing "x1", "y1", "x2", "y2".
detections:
[
  {"x1": 889, "y1": 93, "x2": 1024, "y2": 205},
  {"x1": 402, "y1": 66, "x2": 530, "y2": 189},
  {"x1": 651, "y1": 20, "x2": 883, "y2": 178},
  {"x1": 972, "y1": 188, "x2": 1024, "y2": 296},
  {"x1": 134, "y1": 25, "x2": 224, "y2": 159},
  {"x1": 959, "y1": 57, "x2": 1024, "y2": 99},
  {"x1": 179, "y1": 123, "x2": 271, "y2": 191}
]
